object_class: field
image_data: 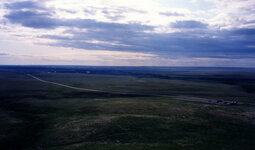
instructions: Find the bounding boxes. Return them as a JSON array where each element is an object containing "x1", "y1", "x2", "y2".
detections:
[{"x1": 0, "y1": 66, "x2": 255, "y2": 150}]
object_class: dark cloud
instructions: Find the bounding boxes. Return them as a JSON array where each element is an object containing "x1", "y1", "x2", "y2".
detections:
[
  {"x1": 4, "y1": 9, "x2": 153, "y2": 30},
  {"x1": 0, "y1": 53, "x2": 8, "y2": 56},
  {"x1": 67, "y1": 19, "x2": 150, "y2": 30},
  {"x1": 171, "y1": 20, "x2": 207, "y2": 29},
  {"x1": 230, "y1": 28, "x2": 255, "y2": 36},
  {"x1": 3, "y1": 1, "x2": 55, "y2": 28},
  {"x1": 101, "y1": 9, "x2": 125, "y2": 21},
  {"x1": 60, "y1": 9, "x2": 77, "y2": 14},
  {"x1": 84, "y1": 7, "x2": 98, "y2": 15},
  {"x1": 4, "y1": 10, "x2": 59, "y2": 29},
  {"x1": 3, "y1": 1, "x2": 255, "y2": 62},
  {"x1": 4, "y1": 1, "x2": 150, "y2": 30},
  {"x1": 160, "y1": 12, "x2": 184, "y2": 17},
  {"x1": 105, "y1": 15, "x2": 124, "y2": 21},
  {"x1": 39, "y1": 27, "x2": 255, "y2": 60},
  {"x1": 5, "y1": 1, "x2": 44, "y2": 10}
]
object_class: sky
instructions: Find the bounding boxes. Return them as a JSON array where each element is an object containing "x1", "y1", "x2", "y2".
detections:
[{"x1": 0, "y1": 0, "x2": 255, "y2": 67}]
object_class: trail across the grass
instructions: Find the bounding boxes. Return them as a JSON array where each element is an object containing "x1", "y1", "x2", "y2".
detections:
[
  {"x1": 27, "y1": 74, "x2": 244, "y2": 105},
  {"x1": 27, "y1": 74, "x2": 174, "y2": 97},
  {"x1": 27, "y1": 74, "x2": 107, "y2": 93}
]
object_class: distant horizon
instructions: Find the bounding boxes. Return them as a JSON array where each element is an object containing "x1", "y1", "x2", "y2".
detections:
[{"x1": 1, "y1": 64, "x2": 255, "y2": 69}]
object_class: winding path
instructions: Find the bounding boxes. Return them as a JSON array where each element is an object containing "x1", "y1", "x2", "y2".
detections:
[
  {"x1": 27, "y1": 74, "x2": 128, "y2": 95},
  {"x1": 27, "y1": 74, "x2": 243, "y2": 105}
]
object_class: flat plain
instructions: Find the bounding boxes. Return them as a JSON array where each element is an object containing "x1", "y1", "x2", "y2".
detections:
[{"x1": 0, "y1": 66, "x2": 255, "y2": 150}]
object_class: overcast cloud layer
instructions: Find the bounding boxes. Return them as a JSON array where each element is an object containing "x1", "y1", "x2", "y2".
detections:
[{"x1": 0, "y1": 0, "x2": 255, "y2": 67}]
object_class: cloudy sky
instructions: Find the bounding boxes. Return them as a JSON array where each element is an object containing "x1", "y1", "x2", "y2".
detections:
[{"x1": 0, "y1": 0, "x2": 255, "y2": 67}]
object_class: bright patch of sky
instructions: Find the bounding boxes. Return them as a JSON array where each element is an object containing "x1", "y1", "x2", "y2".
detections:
[{"x1": 159, "y1": 0, "x2": 214, "y2": 11}]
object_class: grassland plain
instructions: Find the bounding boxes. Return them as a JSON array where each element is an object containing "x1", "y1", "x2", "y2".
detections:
[{"x1": 0, "y1": 66, "x2": 255, "y2": 150}]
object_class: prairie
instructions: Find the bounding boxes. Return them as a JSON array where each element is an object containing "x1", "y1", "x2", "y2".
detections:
[{"x1": 0, "y1": 66, "x2": 255, "y2": 150}]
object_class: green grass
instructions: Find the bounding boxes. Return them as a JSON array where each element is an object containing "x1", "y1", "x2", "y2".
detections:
[
  {"x1": 0, "y1": 69, "x2": 255, "y2": 150},
  {"x1": 36, "y1": 73, "x2": 248, "y2": 98}
]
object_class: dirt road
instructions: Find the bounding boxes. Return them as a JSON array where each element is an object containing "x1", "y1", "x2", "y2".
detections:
[
  {"x1": 27, "y1": 74, "x2": 244, "y2": 105},
  {"x1": 27, "y1": 74, "x2": 106, "y2": 93}
]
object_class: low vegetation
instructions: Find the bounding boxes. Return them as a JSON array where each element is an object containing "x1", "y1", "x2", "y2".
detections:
[{"x1": 0, "y1": 66, "x2": 254, "y2": 150}]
